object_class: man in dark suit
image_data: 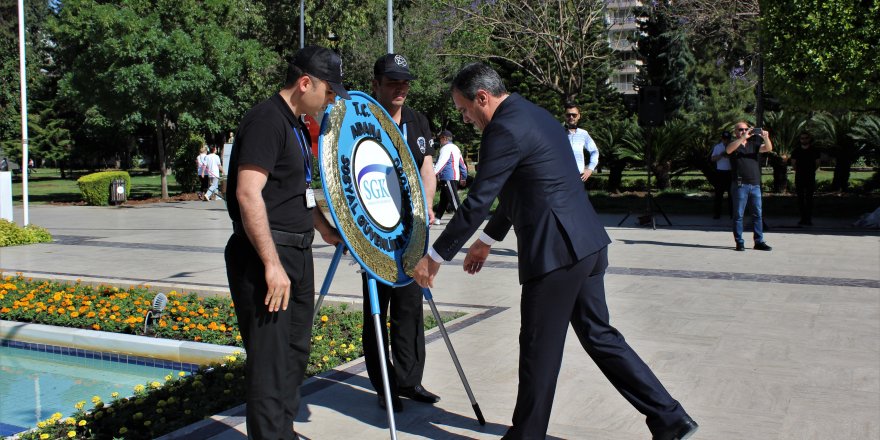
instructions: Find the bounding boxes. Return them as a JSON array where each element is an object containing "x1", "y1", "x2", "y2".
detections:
[{"x1": 413, "y1": 63, "x2": 698, "y2": 440}]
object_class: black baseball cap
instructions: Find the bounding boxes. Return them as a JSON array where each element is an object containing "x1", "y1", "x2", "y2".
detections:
[
  {"x1": 721, "y1": 131, "x2": 733, "y2": 140},
  {"x1": 292, "y1": 45, "x2": 350, "y2": 99},
  {"x1": 373, "y1": 53, "x2": 417, "y2": 81},
  {"x1": 440, "y1": 129, "x2": 454, "y2": 139}
]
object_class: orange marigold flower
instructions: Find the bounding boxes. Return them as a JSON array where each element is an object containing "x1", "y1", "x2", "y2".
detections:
[{"x1": 92, "y1": 324, "x2": 101, "y2": 330}]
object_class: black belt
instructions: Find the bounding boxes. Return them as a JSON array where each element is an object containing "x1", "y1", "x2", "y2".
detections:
[{"x1": 232, "y1": 221, "x2": 314, "y2": 249}]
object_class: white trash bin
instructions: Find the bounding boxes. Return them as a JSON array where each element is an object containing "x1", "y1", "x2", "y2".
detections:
[{"x1": 0, "y1": 171, "x2": 12, "y2": 222}]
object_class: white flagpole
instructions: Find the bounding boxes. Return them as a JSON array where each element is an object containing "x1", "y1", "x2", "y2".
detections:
[
  {"x1": 387, "y1": 0, "x2": 393, "y2": 53},
  {"x1": 18, "y1": 0, "x2": 30, "y2": 225}
]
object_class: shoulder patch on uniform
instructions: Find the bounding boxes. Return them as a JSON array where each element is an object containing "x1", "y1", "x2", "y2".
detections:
[{"x1": 417, "y1": 137, "x2": 427, "y2": 154}]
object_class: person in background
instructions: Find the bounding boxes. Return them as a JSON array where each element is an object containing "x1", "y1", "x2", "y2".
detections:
[
  {"x1": 197, "y1": 145, "x2": 209, "y2": 200},
  {"x1": 432, "y1": 129, "x2": 467, "y2": 224},
  {"x1": 204, "y1": 145, "x2": 224, "y2": 201},
  {"x1": 710, "y1": 131, "x2": 733, "y2": 219},
  {"x1": 563, "y1": 102, "x2": 599, "y2": 182},
  {"x1": 790, "y1": 131, "x2": 821, "y2": 226},
  {"x1": 726, "y1": 121, "x2": 773, "y2": 251}
]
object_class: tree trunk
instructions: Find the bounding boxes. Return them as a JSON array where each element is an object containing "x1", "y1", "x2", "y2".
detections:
[
  {"x1": 653, "y1": 162, "x2": 671, "y2": 190},
  {"x1": 156, "y1": 112, "x2": 169, "y2": 199},
  {"x1": 608, "y1": 164, "x2": 625, "y2": 194},
  {"x1": 831, "y1": 156, "x2": 852, "y2": 192},
  {"x1": 771, "y1": 162, "x2": 788, "y2": 193}
]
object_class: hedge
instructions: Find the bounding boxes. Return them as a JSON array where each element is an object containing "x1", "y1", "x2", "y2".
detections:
[
  {"x1": 0, "y1": 219, "x2": 52, "y2": 247},
  {"x1": 76, "y1": 171, "x2": 131, "y2": 206}
]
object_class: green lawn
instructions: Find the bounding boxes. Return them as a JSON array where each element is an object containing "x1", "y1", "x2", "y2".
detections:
[
  {"x1": 9, "y1": 167, "x2": 879, "y2": 218},
  {"x1": 10, "y1": 168, "x2": 181, "y2": 204}
]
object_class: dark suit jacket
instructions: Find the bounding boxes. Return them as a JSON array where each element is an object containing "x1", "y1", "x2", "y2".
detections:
[{"x1": 432, "y1": 94, "x2": 611, "y2": 284}]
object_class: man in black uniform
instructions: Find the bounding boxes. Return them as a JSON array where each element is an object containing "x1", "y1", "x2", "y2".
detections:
[
  {"x1": 225, "y1": 45, "x2": 347, "y2": 440},
  {"x1": 361, "y1": 53, "x2": 439, "y2": 412},
  {"x1": 790, "y1": 131, "x2": 820, "y2": 226}
]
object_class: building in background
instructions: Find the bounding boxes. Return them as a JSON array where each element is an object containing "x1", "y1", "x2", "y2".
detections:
[{"x1": 606, "y1": 0, "x2": 642, "y2": 98}]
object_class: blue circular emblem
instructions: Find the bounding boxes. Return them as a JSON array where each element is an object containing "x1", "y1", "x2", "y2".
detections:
[{"x1": 318, "y1": 92, "x2": 429, "y2": 286}]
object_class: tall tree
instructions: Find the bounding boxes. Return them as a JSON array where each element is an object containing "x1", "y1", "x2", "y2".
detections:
[
  {"x1": 445, "y1": 0, "x2": 612, "y2": 105},
  {"x1": 763, "y1": 0, "x2": 879, "y2": 111},
  {"x1": 634, "y1": 1, "x2": 699, "y2": 119},
  {"x1": 50, "y1": 0, "x2": 279, "y2": 197},
  {"x1": 0, "y1": 0, "x2": 54, "y2": 163}
]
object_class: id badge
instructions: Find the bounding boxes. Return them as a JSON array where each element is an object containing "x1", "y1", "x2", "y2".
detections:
[{"x1": 305, "y1": 188, "x2": 316, "y2": 208}]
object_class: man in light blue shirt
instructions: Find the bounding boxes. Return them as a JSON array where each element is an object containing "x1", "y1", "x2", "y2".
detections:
[{"x1": 564, "y1": 103, "x2": 599, "y2": 182}]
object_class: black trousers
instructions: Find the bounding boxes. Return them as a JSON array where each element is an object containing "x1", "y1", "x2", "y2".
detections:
[
  {"x1": 433, "y1": 180, "x2": 461, "y2": 220},
  {"x1": 796, "y1": 177, "x2": 815, "y2": 222},
  {"x1": 199, "y1": 175, "x2": 210, "y2": 193},
  {"x1": 226, "y1": 234, "x2": 314, "y2": 440},
  {"x1": 361, "y1": 275, "x2": 426, "y2": 394},
  {"x1": 502, "y1": 247, "x2": 687, "y2": 440},
  {"x1": 713, "y1": 170, "x2": 732, "y2": 218}
]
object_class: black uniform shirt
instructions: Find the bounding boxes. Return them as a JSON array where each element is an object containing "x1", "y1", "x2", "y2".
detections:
[
  {"x1": 399, "y1": 106, "x2": 435, "y2": 165},
  {"x1": 227, "y1": 94, "x2": 314, "y2": 233}
]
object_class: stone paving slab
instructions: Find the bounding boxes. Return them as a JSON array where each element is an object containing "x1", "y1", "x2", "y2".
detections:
[{"x1": 1, "y1": 202, "x2": 878, "y2": 439}]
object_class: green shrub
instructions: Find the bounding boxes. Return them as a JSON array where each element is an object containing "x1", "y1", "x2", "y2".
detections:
[
  {"x1": 0, "y1": 220, "x2": 52, "y2": 247},
  {"x1": 76, "y1": 171, "x2": 131, "y2": 205},
  {"x1": 171, "y1": 133, "x2": 205, "y2": 193}
]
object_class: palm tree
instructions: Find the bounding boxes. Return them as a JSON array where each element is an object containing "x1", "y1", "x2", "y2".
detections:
[
  {"x1": 764, "y1": 111, "x2": 809, "y2": 193},
  {"x1": 851, "y1": 114, "x2": 880, "y2": 191},
  {"x1": 810, "y1": 112, "x2": 860, "y2": 192},
  {"x1": 590, "y1": 118, "x2": 640, "y2": 193},
  {"x1": 619, "y1": 120, "x2": 689, "y2": 190}
]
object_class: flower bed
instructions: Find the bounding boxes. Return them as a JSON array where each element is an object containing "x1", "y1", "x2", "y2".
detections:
[
  {"x1": 0, "y1": 274, "x2": 364, "y2": 439},
  {"x1": 1, "y1": 274, "x2": 461, "y2": 439}
]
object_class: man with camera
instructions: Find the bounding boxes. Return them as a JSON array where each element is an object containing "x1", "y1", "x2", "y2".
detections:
[{"x1": 725, "y1": 121, "x2": 773, "y2": 251}]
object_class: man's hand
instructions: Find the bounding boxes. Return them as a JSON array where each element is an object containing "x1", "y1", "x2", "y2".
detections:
[
  {"x1": 581, "y1": 168, "x2": 593, "y2": 182},
  {"x1": 313, "y1": 208, "x2": 342, "y2": 246},
  {"x1": 319, "y1": 226, "x2": 342, "y2": 246},
  {"x1": 264, "y1": 261, "x2": 291, "y2": 312},
  {"x1": 463, "y1": 240, "x2": 491, "y2": 274},
  {"x1": 413, "y1": 255, "x2": 441, "y2": 288}
]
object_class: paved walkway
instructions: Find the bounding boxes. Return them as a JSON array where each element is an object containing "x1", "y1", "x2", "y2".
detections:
[{"x1": 2, "y1": 202, "x2": 878, "y2": 439}]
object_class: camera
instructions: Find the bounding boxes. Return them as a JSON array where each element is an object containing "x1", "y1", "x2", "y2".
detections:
[{"x1": 750, "y1": 127, "x2": 763, "y2": 137}]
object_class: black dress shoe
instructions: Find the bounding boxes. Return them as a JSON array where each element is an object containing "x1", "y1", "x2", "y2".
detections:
[
  {"x1": 653, "y1": 415, "x2": 699, "y2": 440},
  {"x1": 754, "y1": 241, "x2": 772, "y2": 251},
  {"x1": 398, "y1": 385, "x2": 440, "y2": 404},
  {"x1": 735, "y1": 243, "x2": 745, "y2": 251},
  {"x1": 377, "y1": 394, "x2": 403, "y2": 412}
]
